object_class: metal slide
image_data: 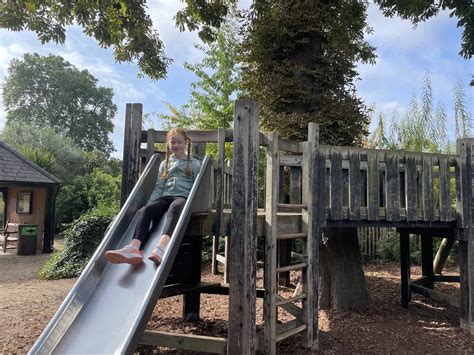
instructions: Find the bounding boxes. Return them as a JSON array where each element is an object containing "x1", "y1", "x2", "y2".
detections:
[{"x1": 30, "y1": 154, "x2": 213, "y2": 355}]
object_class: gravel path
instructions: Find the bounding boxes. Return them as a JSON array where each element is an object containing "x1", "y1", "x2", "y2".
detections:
[{"x1": 1, "y1": 249, "x2": 473, "y2": 354}]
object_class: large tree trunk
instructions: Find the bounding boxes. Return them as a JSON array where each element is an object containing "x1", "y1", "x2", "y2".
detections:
[
  {"x1": 319, "y1": 227, "x2": 369, "y2": 310},
  {"x1": 283, "y1": 1, "x2": 369, "y2": 311}
]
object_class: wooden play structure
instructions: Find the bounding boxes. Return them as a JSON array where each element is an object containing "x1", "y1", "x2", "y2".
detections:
[{"x1": 121, "y1": 100, "x2": 474, "y2": 354}]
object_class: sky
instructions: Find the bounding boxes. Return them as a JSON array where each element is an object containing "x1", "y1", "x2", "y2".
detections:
[{"x1": 0, "y1": 1, "x2": 472, "y2": 159}]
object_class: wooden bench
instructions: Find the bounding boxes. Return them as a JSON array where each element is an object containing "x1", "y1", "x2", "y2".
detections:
[{"x1": 0, "y1": 221, "x2": 19, "y2": 253}]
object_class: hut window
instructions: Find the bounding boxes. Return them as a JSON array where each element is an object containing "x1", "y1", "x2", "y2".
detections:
[{"x1": 17, "y1": 191, "x2": 33, "y2": 214}]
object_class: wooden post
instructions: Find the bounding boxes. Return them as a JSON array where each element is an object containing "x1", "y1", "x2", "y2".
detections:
[
  {"x1": 229, "y1": 100, "x2": 259, "y2": 355},
  {"x1": 400, "y1": 230, "x2": 411, "y2": 308},
  {"x1": 43, "y1": 185, "x2": 58, "y2": 253},
  {"x1": 212, "y1": 128, "x2": 226, "y2": 275},
  {"x1": 121, "y1": 103, "x2": 143, "y2": 207},
  {"x1": 303, "y1": 122, "x2": 321, "y2": 349},
  {"x1": 421, "y1": 233, "x2": 434, "y2": 289},
  {"x1": 264, "y1": 131, "x2": 279, "y2": 355},
  {"x1": 146, "y1": 128, "x2": 156, "y2": 165},
  {"x1": 457, "y1": 138, "x2": 474, "y2": 335}
]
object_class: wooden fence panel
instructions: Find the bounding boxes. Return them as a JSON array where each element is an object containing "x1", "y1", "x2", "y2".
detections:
[
  {"x1": 439, "y1": 157, "x2": 451, "y2": 221},
  {"x1": 367, "y1": 152, "x2": 379, "y2": 221},
  {"x1": 385, "y1": 154, "x2": 400, "y2": 221},
  {"x1": 349, "y1": 152, "x2": 361, "y2": 220},
  {"x1": 406, "y1": 156, "x2": 418, "y2": 221},
  {"x1": 330, "y1": 151, "x2": 343, "y2": 220},
  {"x1": 422, "y1": 156, "x2": 434, "y2": 221}
]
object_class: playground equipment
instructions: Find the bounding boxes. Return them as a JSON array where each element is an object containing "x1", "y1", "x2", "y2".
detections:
[{"x1": 32, "y1": 100, "x2": 474, "y2": 354}]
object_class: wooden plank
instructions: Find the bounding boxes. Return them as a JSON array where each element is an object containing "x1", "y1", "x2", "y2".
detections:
[
  {"x1": 276, "y1": 232, "x2": 307, "y2": 240},
  {"x1": 406, "y1": 155, "x2": 418, "y2": 221},
  {"x1": 439, "y1": 157, "x2": 451, "y2": 221},
  {"x1": 303, "y1": 122, "x2": 320, "y2": 350},
  {"x1": 264, "y1": 131, "x2": 279, "y2": 355},
  {"x1": 276, "y1": 262, "x2": 307, "y2": 273},
  {"x1": 330, "y1": 151, "x2": 343, "y2": 220},
  {"x1": 421, "y1": 234, "x2": 434, "y2": 289},
  {"x1": 146, "y1": 128, "x2": 156, "y2": 164},
  {"x1": 212, "y1": 128, "x2": 226, "y2": 275},
  {"x1": 276, "y1": 320, "x2": 306, "y2": 342},
  {"x1": 400, "y1": 231, "x2": 411, "y2": 308},
  {"x1": 276, "y1": 293, "x2": 307, "y2": 306},
  {"x1": 229, "y1": 99, "x2": 259, "y2": 355},
  {"x1": 140, "y1": 330, "x2": 227, "y2": 354},
  {"x1": 289, "y1": 167, "x2": 302, "y2": 204},
  {"x1": 422, "y1": 156, "x2": 434, "y2": 221},
  {"x1": 367, "y1": 152, "x2": 379, "y2": 220},
  {"x1": 410, "y1": 284, "x2": 460, "y2": 308},
  {"x1": 279, "y1": 166, "x2": 286, "y2": 203},
  {"x1": 349, "y1": 151, "x2": 361, "y2": 220},
  {"x1": 120, "y1": 103, "x2": 142, "y2": 207},
  {"x1": 385, "y1": 154, "x2": 400, "y2": 221},
  {"x1": 143, "y1": 129, "x2": 221, "y2": 143},
  {"x1": 277, "y1": 137, "x2": 301, "y2": 153},
  {"x1": 280, "y1": 155, "x2": 302, "y2": 167},
  {"x1": 275, "y1": 295, "x2": 302, "y2": 318}
]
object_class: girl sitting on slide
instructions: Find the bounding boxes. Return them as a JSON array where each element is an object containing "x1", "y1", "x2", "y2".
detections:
[{"x1": 105, "y1": 128, "x2": 201, "y2": 266}]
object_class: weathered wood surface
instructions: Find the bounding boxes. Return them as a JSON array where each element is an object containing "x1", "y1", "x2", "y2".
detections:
[
  {"x1": 457, "y1": 138, "x2": 474, "y2": 335},
  {"x1": 121, "y1": 103, "x2": 142, "y2": 207},
  {"x1": 140, "y1": 331, "x2": 227, "y2": 354},
  {"x1": 229, "y1": 99, "x2": 259, "y2": 355},
  {"x1": 264, "y1": 131, "x2": 279, "y2": 355},
  {"x1": 302, "y1": 122, "x2": 320, "y2": 349}
]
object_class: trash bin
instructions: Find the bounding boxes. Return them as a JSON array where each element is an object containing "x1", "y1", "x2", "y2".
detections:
[{"x1": 17, "y1": 224, "x2": 37, "y2": 255}]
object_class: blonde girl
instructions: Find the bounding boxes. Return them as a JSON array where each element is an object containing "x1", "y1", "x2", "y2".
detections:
[{"x1": 105, "y1": 128, "x2": 201, "y2": 265}]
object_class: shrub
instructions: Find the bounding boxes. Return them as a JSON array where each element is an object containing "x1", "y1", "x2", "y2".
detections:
[{"x1": 39, "y1": 206, "x2": 116, "y2": 280}]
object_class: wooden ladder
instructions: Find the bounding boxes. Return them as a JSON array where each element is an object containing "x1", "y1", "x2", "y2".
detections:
[{"x1": 264, "y1": 129, "x2": 321, "y2": 354}]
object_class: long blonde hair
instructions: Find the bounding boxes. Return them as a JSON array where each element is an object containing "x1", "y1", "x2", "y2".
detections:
[{"x1": 160, "y1": 128, "x2": 192, "y2": 180}]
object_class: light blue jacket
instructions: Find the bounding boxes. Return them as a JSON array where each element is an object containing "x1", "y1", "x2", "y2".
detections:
[{"x1": 148, "y1": 154, "x2": 201, "y2": 203}]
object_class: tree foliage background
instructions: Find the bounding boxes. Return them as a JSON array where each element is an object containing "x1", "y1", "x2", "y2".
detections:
[{"x1": 3, "y1": 53, "x2": 116, "y2": 154}]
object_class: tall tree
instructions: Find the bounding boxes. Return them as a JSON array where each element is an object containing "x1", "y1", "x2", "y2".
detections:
[
  {"x1": 241, "y1": 0, "x2": 376, "y2": 310},
  {"x1": 241, "y1": 0, "x2": 376, "y2": 145},
  {"x1": 3, "y1": 53, "x2": 116, "y2": 154}
]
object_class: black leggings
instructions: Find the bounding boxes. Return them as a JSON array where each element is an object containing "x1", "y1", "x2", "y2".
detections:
[{"x1": 133, "y1": 196, "x2": 187, "y2": 244}]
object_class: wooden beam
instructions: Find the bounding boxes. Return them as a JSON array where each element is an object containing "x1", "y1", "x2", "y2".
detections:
[
  {"x1": 121, "y1": 103, "x2": 142, "y2": 207},
  {"x1": 140, "y1": 331, "x2": 227, "y2": 354},
  {"x1": 264, "y1": 131, "x2": 279, "y2": 355},
  {"x1": 229, "y1": 99, "x2": 259, "y2": 354},
  {"x1": 400, "y1": 230, "x2": 411, "y2": 308},
  {"x1": 410, "y1": 284, "x2": 460, "y2": 308}
]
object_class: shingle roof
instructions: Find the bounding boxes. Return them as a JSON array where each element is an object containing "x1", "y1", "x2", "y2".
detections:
[{"x1": 0, "y1": 140, "x2": 61, "y2": 185}]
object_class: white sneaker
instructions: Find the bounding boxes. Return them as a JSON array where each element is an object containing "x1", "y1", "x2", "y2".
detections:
[{"x1": 105, "y1": 245, "x2": 143, "y2": 265}]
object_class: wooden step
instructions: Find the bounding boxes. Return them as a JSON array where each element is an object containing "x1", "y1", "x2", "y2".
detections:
[
  {"x1": 276, "y1": 262, "x2": 307, "y2": 273},
  {"x1": 277, "y1": 203, "x2": 307, "y2": 210},
  {"x1": 276, "y1": 293, "x2": 307, "y2": 306},
  {"x1": 276, "y1": 232, "x2": 307, "y2": 240},
  {"x1": 276, "y1": 319, "x2": 307, "y2": 342}
]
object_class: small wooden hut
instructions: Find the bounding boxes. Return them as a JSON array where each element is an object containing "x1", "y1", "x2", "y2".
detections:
[{"x1": 0, "y1": 141, "x2": 60, "y2": 253}]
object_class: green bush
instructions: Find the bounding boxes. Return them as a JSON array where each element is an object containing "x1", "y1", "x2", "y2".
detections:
[
  {"x1": 39, "y1": 207, "x2": 116, "y2": 280},
  {"x1": 56, "y1": 168, "x2": 121, "y2": 228}
]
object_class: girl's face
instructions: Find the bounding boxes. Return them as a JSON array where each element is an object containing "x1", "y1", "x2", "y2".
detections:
[{"x1": 168, "y1": 133, "x2": 187, "y2": 158}]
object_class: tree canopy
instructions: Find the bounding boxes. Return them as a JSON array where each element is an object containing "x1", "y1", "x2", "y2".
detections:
[
  {"x1": 241, "y1": 1, "x2": 376, "y2": 145},
  {"x1": 0, "y1": 0, "x2": 171, "y2": 80},
  {"x1": 3, "y1": 53, "x2": 116, "y2": 154}
]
